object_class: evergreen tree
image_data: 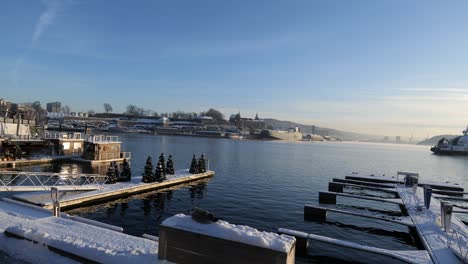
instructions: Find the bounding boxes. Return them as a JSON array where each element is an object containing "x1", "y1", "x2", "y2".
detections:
[
  {"x1": 142, "y1": 156, "x2": 154, "y2": 183},
  {"x1": 121, "y1": 158, "x2": 132, "y2": 182},
  {"x1": 198, "y1": 154, "x2": 206, "y2": 173},
  {"x1": 159, "y1": 153, "x2": 166, "y2": 178},
  {"x1": 113, "y1": 162, "x2": 120, "y2": 181},
  {"x1": 166, "y1": 155, "x2": 175, "y2": 175},
  {"x1": 189, "y1": 154, "x2": 199, "y2": 174},
  {"x1": 106, "y1": 163, "x2": 116, "y2": 184},
  {"x1": 155, "y1": 160, "x2": 165, "y2": 182}
]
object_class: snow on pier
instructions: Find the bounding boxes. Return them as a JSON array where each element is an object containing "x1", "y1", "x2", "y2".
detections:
[
  {"x1": 14, "y1": 169, "x2": 215, "y2": 209},
  {"x1": 0, "y1": 198, "x2": 160, "y2": 264},
  {"x1": 346, "y1": 173, "x2": 467, "y2": 263}
]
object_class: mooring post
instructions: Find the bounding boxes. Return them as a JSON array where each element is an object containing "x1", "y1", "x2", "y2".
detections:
[
  {"x1": 328, "y1": 182, "x2": 344, "y2": 193},
  {"x1": 440, "y1": 201, "x2": 453, "y2": 232},
  {"x1": 319, "y1": 192, "x2": 337, "y2": 204},
  {"x1": 304, "y1": 205, "x2": 327, "y2": 222},
  {"x1": 51, "y1": 187, "x2": 61, "y2": 217},
  {"x1": 423, "y1": 185, "x2": 432, "y2": 209}
]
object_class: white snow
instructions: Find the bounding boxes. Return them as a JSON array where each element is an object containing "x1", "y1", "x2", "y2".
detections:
[
  {"x1": 162, "y1": 214, "x2": 295, "y2": 253},
  {"x1": 14, "y1": 169, "x2": 204, "y2": 206},
  {"x1": 398, "y1": 187, "x2": 467, "y2": 263},
  {"x1": 0, "y1": 199, "x2": 161, "y2": 264},
  {"x1": 6, "y1": 216, "x2": 158, "y2": 264}
]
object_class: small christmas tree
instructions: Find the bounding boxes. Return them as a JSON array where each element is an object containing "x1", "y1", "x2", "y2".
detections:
[
  {"x1": 13, "y1": 144, "x2": 23, "y2": 159},
  {"x1": 106, "y1": 162, "x2": 117, "y2": 184},
  {"x1": 159, "y1": 153, "x2": 166, "y2": 178},
  {"x1": 142, "y1": 156, "x2": 154, "y2": 183},
  {"x1": 166, "y1": 155, "x2": 175, "y2": 175},
  {"x1": 120, "y1": 158, "x2": 132, "y2": 182},
  {"x1": 198, "y1": 154, "x2": 206, "y2": 173},
  {"x1": 155, "y1": 160, "x2": 165, "y2": 182},
  {"x1": 113, "y1": 162, "x2": 120, "y2": 181},
  {"x1": 189, "y1": 154, "x2": 198, "y2": 174}
]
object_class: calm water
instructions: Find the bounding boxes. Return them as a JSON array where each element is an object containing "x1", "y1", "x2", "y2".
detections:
[{"x1": 5, "y1": 134, "x2": 468, "y2": 263}]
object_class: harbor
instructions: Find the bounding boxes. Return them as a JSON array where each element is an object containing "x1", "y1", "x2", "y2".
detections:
[{"x1": 0, "y1": 168, "x2": 466, "y2": 263}]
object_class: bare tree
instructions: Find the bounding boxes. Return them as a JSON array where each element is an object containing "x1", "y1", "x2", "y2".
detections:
[{"x1": 103, "y1": 103, "x2": 113, "y2": 113}]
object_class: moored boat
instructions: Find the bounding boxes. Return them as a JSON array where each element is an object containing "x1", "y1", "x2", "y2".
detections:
[{"x1": 431, "y1": 127, "x2": 468, "y2": 155}]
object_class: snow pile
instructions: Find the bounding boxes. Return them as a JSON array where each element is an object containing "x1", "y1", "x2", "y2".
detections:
[
  {"x1": 162, "y1": 214, "x2": 295, "y2": 252},
  {"x1": 6, "y1": 216, "x2": 158, "y2": 264}
]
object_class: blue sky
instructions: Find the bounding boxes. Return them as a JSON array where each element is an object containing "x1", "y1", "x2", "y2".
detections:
[{"x1": 1, "y1": 0, "x2": 468, "y2": 138}]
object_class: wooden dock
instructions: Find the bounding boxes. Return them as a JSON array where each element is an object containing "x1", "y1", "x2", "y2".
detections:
[{"x1": 14, "y1": 170, "x2": 215, "y2": 209}]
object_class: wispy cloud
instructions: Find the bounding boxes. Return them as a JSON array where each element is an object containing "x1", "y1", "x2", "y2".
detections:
[
  {"x1": 31, "y1": 0, "x2": 63, "y2": 46},
  {"x1": 13, "y1": 0, "x2": 66, "y2": 88}
]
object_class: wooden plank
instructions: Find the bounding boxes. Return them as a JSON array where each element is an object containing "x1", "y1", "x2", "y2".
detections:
[
  {"x1": 334, "y1": 178, "x2": 396, "y2": 188},
  {"x1": 333, "y1": 182, "x2": 400, "y2": 196},
  {"x1": 278, "y1": 228, "x2": 432, "y2": 264},
  {"x1": 319, "y1": 191, "x2": 404, "y2": 205},
  {"x1": 346, "y1": 175, "x2": 464, "y2": 192},
  {"x1": 304, "y1": 204, "x2": 414, "y2": 227},
  {"x1": 42, "y1": 171, "x2": 215, "y2": 209}
]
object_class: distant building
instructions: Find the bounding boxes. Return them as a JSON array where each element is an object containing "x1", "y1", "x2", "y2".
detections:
[
  {"x1": 396, "y1": 136, "x2": 401, "y2": 143},
  {"x1": 47, "y1": 102, "x2": 61, "y2": 113},
  {"x1": 229, "y1": 112, "x2": 265, "y2": 131}
]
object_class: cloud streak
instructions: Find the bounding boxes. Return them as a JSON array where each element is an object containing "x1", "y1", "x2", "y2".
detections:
[
  {"x1": 31, "y1": 0, "x2": 62, "y2": 46},
  {"x1": 13, "y1": 0, "x2": 65, "y2": 88}
]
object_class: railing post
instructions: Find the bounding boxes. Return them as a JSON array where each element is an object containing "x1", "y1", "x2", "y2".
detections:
[
  {"x1": 423, "y1": 185, "x2": 432, "y2": 209},
  {"x1": 440, "y1": 201, "x2": 453, "y2": 232},
  {"x1": 51, "y1": 187, "x2": 61, "y2": 217}
]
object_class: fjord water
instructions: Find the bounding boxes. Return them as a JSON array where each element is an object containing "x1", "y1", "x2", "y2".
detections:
[{"x1": 14, "y1": 134, "x2": 468, "y2": 262}]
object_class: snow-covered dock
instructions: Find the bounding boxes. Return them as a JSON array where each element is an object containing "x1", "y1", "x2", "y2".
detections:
[
  {"x1": 14, "y1": 169, "x2": 215, "y2": 209},
  {"x1": 0, "y1": 198, "x2": 159, "y2": 264},
  {"x1": 343, "y1": 173, "x2": 467, "y2": 263},
  {"x1": 299, "y1": 172, "x2": 467, "y2": 263}
]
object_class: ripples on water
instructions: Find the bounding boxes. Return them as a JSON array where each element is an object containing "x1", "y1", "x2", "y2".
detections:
[{"x1": 3, "y1": 134, "x2": 468, "y2": 263}]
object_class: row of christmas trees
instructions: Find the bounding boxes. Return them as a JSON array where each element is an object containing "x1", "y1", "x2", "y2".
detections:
[
  {"x1": 105, "y1": 154, "x2": 207, "y2": 184},
  {"x1": 142, "y1": 153, "x2": 175, "y2": 183},
  {"x1": 106, "y1": 159, "x2": 131, "y2": 184},
  {"x1": 189, "y1": 154, "x2": 207, "y2": 174}
]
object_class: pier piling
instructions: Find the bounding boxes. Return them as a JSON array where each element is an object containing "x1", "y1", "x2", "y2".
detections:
[
  {"x1": 304, "y1": 205, "x2": 327, "y2": 222},
  {"x1": 328, "y1": 182, "x2": 344, "y2": 193}
]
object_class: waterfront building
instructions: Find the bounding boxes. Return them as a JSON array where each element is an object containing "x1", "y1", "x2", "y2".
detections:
[
  {"x1": 46, "y1": 102, "x2": 61, "y2": 113},
  {"x1": 229, "y1": 112, "x2": 265, "y2": 131}
]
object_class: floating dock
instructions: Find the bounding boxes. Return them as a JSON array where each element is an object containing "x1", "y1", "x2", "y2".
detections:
[
  {"x1": 297, "y1": 172, "x2": 467, "y2": 263},
  {"x1": 14, "y1": 169, "x2": 215, "y2": 209}
]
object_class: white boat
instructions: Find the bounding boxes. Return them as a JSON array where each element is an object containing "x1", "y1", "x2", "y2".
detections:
[{"x1": 431, "y1": 127, "x2": 468, "y2": 155}]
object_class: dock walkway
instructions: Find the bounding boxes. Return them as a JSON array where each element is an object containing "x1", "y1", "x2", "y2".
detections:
[
  {"x1": 347, "y1": 173, "x2": 467, "y2": 263},
  {"x1": 0, "y1": 198, "x2": 159, "y2": 264},
  {"x1": 14, "y1": 169, "x2": 215, "y2": 209}
]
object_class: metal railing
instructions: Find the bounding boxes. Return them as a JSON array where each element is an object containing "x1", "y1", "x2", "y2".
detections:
[
  {"x1": 85, "y1": 135, "x2": 120, "y2": 143},
  {"x1": 0, "y1": 171, "x2": 107, "y2": 191},
  {"x1": 447, "y1": 229, "x2": 468, "y2": 262},
  {"x1": 120, "y1": 152, "x2": 131, "y2": 159},
  {"x1": 44, "y1": 132, "x2": 83, "y2": 140}
]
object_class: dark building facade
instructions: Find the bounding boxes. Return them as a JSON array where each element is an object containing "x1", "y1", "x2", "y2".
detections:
[{"x1": 47, "y1": 102, "x2": 61, "y2": 113}]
